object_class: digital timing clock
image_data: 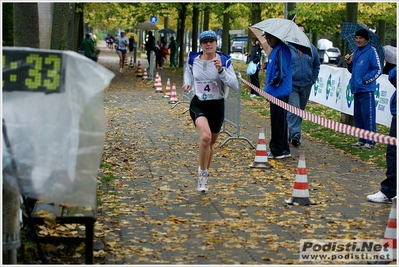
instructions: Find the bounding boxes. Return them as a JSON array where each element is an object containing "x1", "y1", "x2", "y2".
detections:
[{"x1": 3, "y1": 48, "x2": 66, "y2": 93}]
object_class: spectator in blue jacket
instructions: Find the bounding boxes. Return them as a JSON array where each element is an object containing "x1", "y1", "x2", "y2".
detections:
[
  {"x1": 286, "y1": 24, "x2": 320, "y2": 147},
  {"x1": 367, "y1": 66, "x2": 396, "y2": 203},
  {"x1": 345, "y1": 28, "x2": 382, "y2": 149},
  {"x1": 263, "y1": 32, "x2": 293, "y2": 159}
]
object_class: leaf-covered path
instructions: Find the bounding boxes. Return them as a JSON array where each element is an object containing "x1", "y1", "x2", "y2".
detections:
[{"x1": 95, "y1": 43, "x2": 391, "y2": 264}]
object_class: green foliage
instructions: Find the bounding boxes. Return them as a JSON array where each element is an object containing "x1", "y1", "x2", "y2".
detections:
[
  {"x1": 81, "y1": 2, "x2": 396, "y2": 48},
  {"x1": 293, "y1": 3, "x2": 347, "y2": 35}
]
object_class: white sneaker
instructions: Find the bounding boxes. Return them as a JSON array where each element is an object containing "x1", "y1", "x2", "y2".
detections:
[
  {"x1": 197, "y1": 168, "x2": 208, "y2": 192},
  {"x1": 367, "y1": 191, "x2": 392, "y2": 203},
  {"x1": 351, "y1": 141, "x2": 365, "y2": 147},
  {"x1": 360, "y1": 143, "x2": 375, "y2": 149}
]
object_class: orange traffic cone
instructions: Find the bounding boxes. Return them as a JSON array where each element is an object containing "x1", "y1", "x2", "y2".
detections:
[
  {"x1": 249, "y1": 128, "x2": 271, "y2": 169},
  {"x1": 155, "y1": 75, "x2": 163, "y2": 93},
  {"x1": 285, "y1": 152, "x2": 311, "y2": 205},
  {"x1": 142, "y1": 68, "x2": 148, "y2": 80},
  {"x1": 169, "y1": 83, "x2": 178, "y2": 104},
  {"x1": 136, "y1": 60, "x2": 142, "y2": 77},
  {"x1": 153, "y1": 72, "x2": 159, "y2": 88},
  {"x1": 129, "y1": 57, "x2": 133, "y2": 68},
  {"x1": 377, "y1": 197, "x2": 397, "y2": 263},
  {"x1": 163, "y1": 78, "x2": 171, "y2": 98}
]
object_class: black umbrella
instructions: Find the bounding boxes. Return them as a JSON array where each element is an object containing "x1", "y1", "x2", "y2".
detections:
[
  {"x1": 340, "y1": 22, "x2": 385, "y2": 67},
  {"x1": 160, "y1": 28, "x2": 175, "y2": 34}
]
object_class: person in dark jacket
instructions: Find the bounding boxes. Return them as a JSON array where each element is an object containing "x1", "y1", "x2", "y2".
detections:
[
  {"x1": 286, "y1": 24, "x2": 320, "y2": 147},
  {"x1": 145, "y1": 31, "x2": 155, "y2": 67},
  {"x1": 263, "y1": 32, "x2": 293, "y2": 159},
  {"x1": 345, "y1": 28, "x2": 382, "y2": 149},
  {"x1": 367, "y1": 66, "x2": 396, "y2": 203},
  {"x1": 168, "y1": 36, "x2": 178, "y2": 67},
  {"x1": 247, "y1": 38, "x2": 262, "y2": 97},
  {"x1": 80, "y1": 33, "x2": 96, "y2": 61}
]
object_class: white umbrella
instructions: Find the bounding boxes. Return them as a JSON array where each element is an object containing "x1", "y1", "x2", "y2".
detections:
[
  {"x1": 251, "y1": 18, "x2": 312, "y2": 56},
  {"x1": 383, "y1": 45, "x2": 397, "y2": 65},
  {"x1": 317, "y1": 39, "x2": 333, "y2": 50}
]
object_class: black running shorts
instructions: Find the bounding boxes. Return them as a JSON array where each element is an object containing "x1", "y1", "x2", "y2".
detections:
[{"x1": 189, "y1": 95, "x2": 225, "y2": 133}]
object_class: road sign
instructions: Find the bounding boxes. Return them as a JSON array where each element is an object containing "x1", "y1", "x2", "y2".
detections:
[{"x1": 150, "y1": 16, "x2": 158, "y2": 24}]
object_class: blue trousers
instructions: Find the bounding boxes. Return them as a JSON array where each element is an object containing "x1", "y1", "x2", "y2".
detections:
[
  {"x1": 353, "y1": 92, "x2": 376, "y2": 145},
  {"x1": 269, "y1": 96, "x2": 290, "y2": 156},
  {"x1": 287, "y1": 84, "x2": 312, "y2": 141},
  {"x1": 381, "y1": 115, "x2": 397, "y2": 198}
]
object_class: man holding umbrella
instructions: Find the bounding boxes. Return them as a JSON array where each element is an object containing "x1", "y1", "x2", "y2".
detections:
[
  {"x1": 263, "y1": 31, "x2": 293, "y2": 159},
  {"x1": 345, "y1": 28, "x2": 382, "y2": 149}
]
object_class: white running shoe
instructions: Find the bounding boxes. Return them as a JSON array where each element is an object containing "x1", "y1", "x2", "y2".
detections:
[
  {"x1": 360, "y1": 143, "x2": 375, "y2": 149},
  {"x1": 351, "y1": 141, "x2": 365, "y2": 147},
  {"x1": 197, "y1": 168, "x2": 208, "y2": 192},
  {"x1": 367, "y1": 191, "x2": 392, "y2": 203}
]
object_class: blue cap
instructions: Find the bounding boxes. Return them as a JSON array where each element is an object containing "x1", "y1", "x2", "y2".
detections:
[
  {"x1": 86, "y1": 33, "x2": 91, "y2": 38},
  {"x1": 199, "y1": 30, "x2": 217, "y2": 43}
]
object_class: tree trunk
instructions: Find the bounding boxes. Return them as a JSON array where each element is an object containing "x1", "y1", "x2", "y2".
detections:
[
  {"x1": 13, "y1": 3, "x2": 40, "y2": 48},
  {"x1": 3, "y1": 3, "x2": 14, "y2": 46},
  {"x1": 76, "y1": 3, "x2": 84, "y2": 51},
  {"x1": 203, "y1": 5, "x2": 210, "y2": 31},
  {"x1": 51, "y1": 3, "x2": 71, "y2": 50},
  {"x1": 177, "y1": 3, "x2": 187, "y2": 67},
  {"x1": 221, "y1": 3, "x2": 230, "y2": 54},
  {"x1": 247, "y1": 3, "x2": 262, "y2": 60},
  {"x1": 377, "y1": 19, "x2": 386, "y2": 46},
  {"x1": 67, "y1": 3, "x2": 77, "y2": 51},
  {"x1": 341, "y1": 3, "x2": 358, "y2": 126},
  {"x1": 286, "y1": 3, "x2": 296, "y2": 20},
  {"x1": 192, "y1": 4, "x2": 199, "y2": 53}
]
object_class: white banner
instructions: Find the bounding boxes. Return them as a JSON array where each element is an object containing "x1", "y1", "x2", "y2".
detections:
[{"x1": 310, "y1": 65, "x2": 395, "y2": 127}]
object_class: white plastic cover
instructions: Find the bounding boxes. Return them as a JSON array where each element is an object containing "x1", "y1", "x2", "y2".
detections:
[{"x1": 2, "y1": 47, "x2": 115, "y2": 207}]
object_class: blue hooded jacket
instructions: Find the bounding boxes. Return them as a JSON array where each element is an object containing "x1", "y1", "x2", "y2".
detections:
[
  {"x1": 347, "y1": 42, "x2": 382, "y2": 94},
  {"x1": 264, "y1": 42, "x2": 292, "y2": 98},
  {"x1": 287, "y1": 43, "x2": 320, "y2": 87}
]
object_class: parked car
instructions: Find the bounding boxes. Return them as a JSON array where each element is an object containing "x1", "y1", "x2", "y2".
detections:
[
  {"x1": 230, "y1": 41, "x2": 246, "y2": 53},
  {"x1": 325, "y1": 47, "x2": 341, "y2": 64}
]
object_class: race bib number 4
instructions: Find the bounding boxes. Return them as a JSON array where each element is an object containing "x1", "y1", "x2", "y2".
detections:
[{"x1": 196, "y1": 81, "x2": 220, "y2": 100}]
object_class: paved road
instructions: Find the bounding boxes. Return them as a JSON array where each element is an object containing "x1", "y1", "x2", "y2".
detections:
[{"x1": 94, "y1": 42, "x2": 392, "y2": 265}]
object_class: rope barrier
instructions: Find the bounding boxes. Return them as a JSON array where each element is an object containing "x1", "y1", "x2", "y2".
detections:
[{"x1": 239, "y1": 76, "x2": 396, "y2": 146}]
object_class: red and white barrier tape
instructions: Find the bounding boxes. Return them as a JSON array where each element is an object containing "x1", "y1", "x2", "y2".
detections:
[{"x1": 240, "y1": 77, "x2": 397, "y2": 146}]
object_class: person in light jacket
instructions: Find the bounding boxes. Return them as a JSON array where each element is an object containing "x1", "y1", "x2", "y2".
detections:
[{"x1": 182, "y1": 30, "x2": 239, "y2": 192}]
